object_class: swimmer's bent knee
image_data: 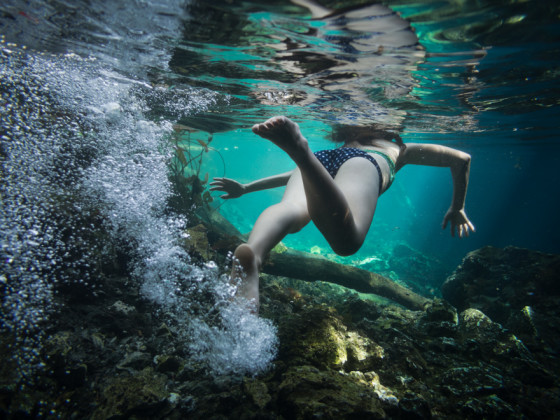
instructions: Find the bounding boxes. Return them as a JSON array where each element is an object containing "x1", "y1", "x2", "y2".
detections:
[
  {"x1": 287, "y1": 219, "x2": 307, "y2": 234},
  {"x1": 332, "y1": 244, "x2": 360, "y2": 257},
  {"x1": 330, "y1": 237, "x2": 363, "y2": 256}
]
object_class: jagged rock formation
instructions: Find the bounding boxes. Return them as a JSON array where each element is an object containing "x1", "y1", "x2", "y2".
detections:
[
  {"x1": 2, "y1": 243, "x2": 559, "y2": 419},
  {"x1": 442, "y1": 245, "x2": 560, "y2": 374}
]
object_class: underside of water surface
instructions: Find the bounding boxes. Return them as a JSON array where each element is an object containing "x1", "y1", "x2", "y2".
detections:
[{"x1": 1, "y1": 0, "x2": 559, "y2": 387}]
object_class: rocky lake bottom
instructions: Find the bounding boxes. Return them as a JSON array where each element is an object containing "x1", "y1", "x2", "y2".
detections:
[{"x1": 1, "y1": 218, "x2": 559, "y2": 419}]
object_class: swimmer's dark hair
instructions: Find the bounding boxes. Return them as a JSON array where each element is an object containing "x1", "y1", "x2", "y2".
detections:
[{"x1": 331, "y1": 124, "x2": 405, "y2": 149}]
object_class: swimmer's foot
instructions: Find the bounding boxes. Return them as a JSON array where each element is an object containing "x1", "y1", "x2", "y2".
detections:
[
  {"x1": 232, "y1": 243, "x2": 260, "y2": 312},
  {"x1": 252, "y1": 116, "x2": 309, "y2": 160}
]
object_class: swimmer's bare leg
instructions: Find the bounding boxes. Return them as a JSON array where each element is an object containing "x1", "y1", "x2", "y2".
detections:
[
  {"x1": 231, "y1": 243, "x2": 259, "y2": 310},
  {"x1": 232, "y1": 172, "x2": 310, "y2": 311},
  {"x1": 252, "y1": 116, "x2": 367, "y2": 256}
]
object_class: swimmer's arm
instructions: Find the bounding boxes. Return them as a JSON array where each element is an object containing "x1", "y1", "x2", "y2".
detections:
[
  {"x1": 210, "y1": 171, "x2": 294, "y2": 199},
  {"x1": 400, "y1": 143, "x2": 475, "y2": 237},
  {"x1": 400, "y1": 143, "x2": 471, "y2": 210}
]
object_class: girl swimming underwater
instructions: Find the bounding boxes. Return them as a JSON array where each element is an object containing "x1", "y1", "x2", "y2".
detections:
[{"x1": 211, "y1": 116, "x2": 475, "y2": 310}]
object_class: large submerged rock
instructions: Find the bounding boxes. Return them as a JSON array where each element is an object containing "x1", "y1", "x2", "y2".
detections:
[
  {"x1": 442, "y1": 246, "x2": 560, "y2": 358},
  {"x1": 2, "y1": 245, "x2": 559, "y2": 419}
]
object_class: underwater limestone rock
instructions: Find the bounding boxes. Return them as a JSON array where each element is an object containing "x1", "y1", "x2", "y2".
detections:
[
  {"x1": 417, "y1": 298, "x2": 459, "y2": 337},
  {"x1": 263, "y1": 248, "x2": 431, "y2": 310},
  {"x1": 440, "y1": 365, "x2": 505, "y2": 397},
  {"x1": 91, "y1": 368, "x2": 173, "y2": 420},
  {"x1": 80, "y1": 289, "x2": 153, "y2": 339},
  {"x1": 458, "y1": 308, "x2": 533, "y2": 362},
  {"x1": 257, "y1": 282, "x2": 558, "y2": 419},
  {"x1": 277, "y1": 365, "x2": 387, "y2": 419},
  {"x1": 424, "y1": 298, "x2": 458, "y2": 324},
  {"x1": 117, "y1": 351, "x2": 153, "y2": 372},
  {"x1": 442, "y1": 245, "x2": 560, "y2": 360},
  {"x1": 242, "y1": 377, "x2": 272, "y2": 410},
  {"x1": 458, "y1": 308, "x2": 555, "y2": 387},
  {"x1": 442, "y1": 245, "x2": 560, "y2": 322},
  {"x1": 6, "y1": 233, "x2": 560, "y2": 419},
  {"x1": 43, "y1": 331, "x2": 89, "y2": 388},
  {"x1": 397, "y1": 391, "x2": 432, "y2": 420},
  {"x1": 335, "y1": 295, "x2": 382, "y2": 324},
  {"x1": 109, "y1": 300, "x2": 137, "y2": 315},
  {"x1": 182, "y1": 223, "x2": 212, "y2": 260},
  {"x1": 277, "y1": 306, "x2": 384, "y2": 372},
  {"x1": 459, "y1": 395, "x2": 516, "y2": 419},
  {"x1": 153, "y1": 354, "x2": 183, "y2": 374}
]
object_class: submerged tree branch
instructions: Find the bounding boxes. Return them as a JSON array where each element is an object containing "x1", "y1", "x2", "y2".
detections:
[
  {"x1": 193, "y1": 208, "x2": 431, "y2": 311},
  {"x1": 262, "y1": 248, "x2": 431, "y2": 311}
]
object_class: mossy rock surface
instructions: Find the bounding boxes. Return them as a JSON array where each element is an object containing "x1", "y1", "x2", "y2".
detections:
[
  {"x1": 277, "y1": 306, "x2": 384, "y2": 371},
  {"x1": 92, "y1": 368, "x2": 170, "y2": 420},
  {"x1": 2, "y1": 245, "x2": 560, "y2": 420},
  {"x1": 277, "y1": 365, "x2": 386, "y2": 420}
]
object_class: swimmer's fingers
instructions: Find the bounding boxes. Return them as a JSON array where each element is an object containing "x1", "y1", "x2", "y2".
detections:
[
  {"x1": 209, "y1": 177, "x2": 234, "y2": 189},
  {"x1": 209, "y1": 177, "x2": 226, "y2": 189},
  {"x1": 442, "y1": 209, "x2": 475, "y2": 238},
  {"x1": 209, "y1": 177, "x2": 245, "y2": 199},
  {"x1": 209, "y1": 180, "x2": 231, "y2": 199},
  {"x1": 442, "y1": 215, "x2": 449, "y2": 231},
  {"x1": 209, "y1": 178, "x2": 225, "y2": 192},
  {"x1": 460, "y1": 219, "x2": 476, "y2": 238},
  {"x1": 210, "y1": 176, "x2": 230, "y2": 184},
  {"x1": 441, "y1": 210, "x2": 453, "y2": 232},
  {"x1": 457, "y1": 214, "x2": 475, "y2": 238}
]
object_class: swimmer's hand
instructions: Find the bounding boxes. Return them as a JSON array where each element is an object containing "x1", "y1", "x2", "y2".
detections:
[
  {"x1": 210, "y1": 177, "x2": 245, "y2": 199},
  {"x1": 442, "y1": 208, "x2": 475, "y2": 238}
]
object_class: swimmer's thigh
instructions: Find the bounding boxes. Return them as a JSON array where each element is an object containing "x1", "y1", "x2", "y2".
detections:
[
  {"x1": 280, "y1": 168, "x2": 311, "y2": 226},
  {"x1": 334, "y1": 158, "x2": 380, "y2": 238}
]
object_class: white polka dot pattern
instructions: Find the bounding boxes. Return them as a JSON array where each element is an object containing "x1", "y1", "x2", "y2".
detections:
[{"x1": 314, "y1": 148, "x2": 383, "y2": 193}]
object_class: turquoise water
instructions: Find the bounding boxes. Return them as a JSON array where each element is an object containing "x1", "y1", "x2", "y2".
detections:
[
  {"x1": 194, "y1": 0, "x2": 560, "y2": 281},
  {"x1": 1, "y1": 0, "x2": 559, "y2": 376}
]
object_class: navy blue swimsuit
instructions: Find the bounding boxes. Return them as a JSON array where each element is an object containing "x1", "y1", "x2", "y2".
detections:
[{"x1": 314, "y1": 148, "x2": 384, "y2": 194}]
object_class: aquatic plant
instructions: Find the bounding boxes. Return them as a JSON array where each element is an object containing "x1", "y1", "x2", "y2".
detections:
[{"x1": 168, "y1": 125, "x2": 216, "y2": 213}]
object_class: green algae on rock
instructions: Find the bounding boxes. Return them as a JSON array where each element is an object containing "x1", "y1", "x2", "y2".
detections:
[
  {"x1": 277, "y1": 365, "x2": 387, "y2": 419},
  {"x1": 277, "y1": 306, "x2": 384, "y2": 371},
  {"x1": 92, "y1": 368, "x2": 171, "y2": 420},
  {"x1": 2, "y1": 245, "x2": 560, "y2": 419}
]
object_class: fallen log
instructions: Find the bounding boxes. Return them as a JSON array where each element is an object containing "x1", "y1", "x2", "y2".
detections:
[
  {"x1": 262, "y1": 248, "x2": 431, "y2": 311},
  {"x1": 195, "y1": 207, "x2": 431, "y2": 310}
]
